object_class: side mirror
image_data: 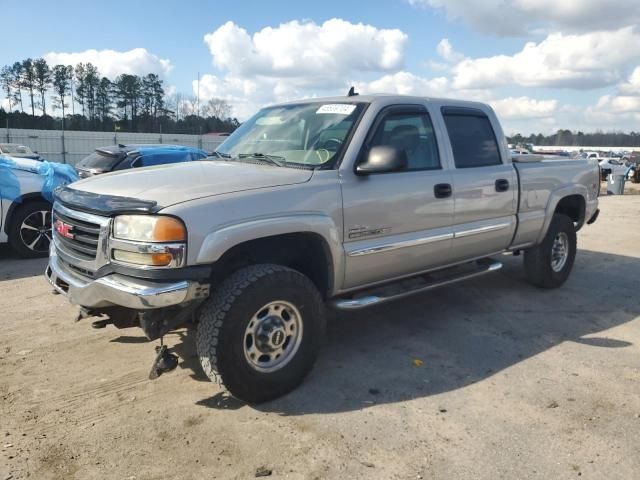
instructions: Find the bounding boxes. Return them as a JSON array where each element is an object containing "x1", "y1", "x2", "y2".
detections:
[{"x1": 356, "y1": 146, "x2": 408, "y2": 175}]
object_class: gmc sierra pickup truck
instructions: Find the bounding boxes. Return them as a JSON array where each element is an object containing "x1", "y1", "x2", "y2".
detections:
[{"x1": 46, "y1": 94, "x2": 600, "y2": 403}]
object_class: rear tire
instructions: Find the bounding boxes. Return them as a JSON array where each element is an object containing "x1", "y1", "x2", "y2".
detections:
[
  {"x1": 524, "y1": 213, "x2": 576, "y2": 289},
  {"x1": 8, "y1": 201, "x2": 52, "y2": 258},
  {"x1": 196, "y1": 264, "x2": 326, "y2": 403}
]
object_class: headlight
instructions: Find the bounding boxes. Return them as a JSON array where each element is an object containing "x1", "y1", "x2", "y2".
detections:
[
  {"x1": 113, "y1": 215, "x2": 186, "y2": 242},
  {"x1": 111, "y1": 215, "x2": 186, "y2": 268}
]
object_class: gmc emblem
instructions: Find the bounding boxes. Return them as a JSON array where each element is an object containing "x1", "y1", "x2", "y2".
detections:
[{"x1": 54, "y1": 220, "x2": 74, "y2": 239}]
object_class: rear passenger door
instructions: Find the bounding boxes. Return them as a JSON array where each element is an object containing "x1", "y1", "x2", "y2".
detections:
[{"x1": 440, "y1": 107, "x2": 517, "y2": 262}]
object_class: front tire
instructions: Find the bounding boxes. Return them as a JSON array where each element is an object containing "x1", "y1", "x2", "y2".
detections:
[
  {"x1": 8, "y1": 201, "x2": 52, "y2": 258},
  {"x1": 196, "y1": 264, "x2": 326, "y2": 403},
  {"x1": 524, "y1": 213, "x2": 576, "y2": 289}
]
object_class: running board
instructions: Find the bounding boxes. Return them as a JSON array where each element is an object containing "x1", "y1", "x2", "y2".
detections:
[{"x1": 330, "y1": 258, "x2": 502, "y2": 310}]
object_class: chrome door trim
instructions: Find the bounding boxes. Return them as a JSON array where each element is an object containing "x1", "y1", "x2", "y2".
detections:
[
  {"x1": 453, "y1": 222, "x2": 511, "y2": 239},
  {"x1": 347, "y1": 232, "x2": 453, "y2": 257}
]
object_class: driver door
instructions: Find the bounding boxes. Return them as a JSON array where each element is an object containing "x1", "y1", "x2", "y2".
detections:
[{"x1": 340, "y1": 104, "x2": 455, "y2": 289}]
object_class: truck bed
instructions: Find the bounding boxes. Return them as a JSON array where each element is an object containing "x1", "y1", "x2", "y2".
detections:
[{"x1": 511, "y1": 158, "x2": 599, "y2": 248}]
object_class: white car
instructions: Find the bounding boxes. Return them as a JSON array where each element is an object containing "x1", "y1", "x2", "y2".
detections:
[
  {"x1": 598, "y1": 158, "x2": 627, "y2": 180},
  {"x1": 0, "y1": 143, "x2": 42, "y2": 161},
  {"x1": 0, "y1": 156, "x2": 76, "y2": 257}
]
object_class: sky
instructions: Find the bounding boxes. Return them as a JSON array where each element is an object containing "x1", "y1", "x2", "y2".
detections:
[{"x1": 1, "y1": 0, "x2": 640, "y2": 135}]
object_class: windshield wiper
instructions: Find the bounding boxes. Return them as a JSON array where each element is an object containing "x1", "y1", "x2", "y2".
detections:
[
  {"x1": 211, "y1": 151, "x2": 232, "y2": 159},
  {"x1": 238, "y1": 152, "x2": 285, "y2": 167}
]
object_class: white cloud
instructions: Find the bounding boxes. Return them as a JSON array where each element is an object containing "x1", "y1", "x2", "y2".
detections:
[
  {"x1": 354, "y1": 71, "x2": 452, "y2": 97},
  {"x1": 197, "y1": 19, "x2": 409, "y2": 117},
  {"x1": 452, "y1": 27, "x2": 640, "y2": 89},
  {"x1": 436, "y1": 39, "x2": 464, "y2": 63},
  {"x1": 595, "y1": 95, "x2": 640, "y2": 113},
  {"x1": 408, "y1": 0, "x2": 640, "y2": 35},
  {"x1": 203, "y1": 19, "x2": 407, "y2": 89},
  {"x1": 44, "y1": 48, "x2": 173, "y2": 79},
  {"x1": 619, "y1": 67, "x2": 640, "y2": 95},
  {"x1": 490, "y1": 96, "x2": 558, "y2": 119}
]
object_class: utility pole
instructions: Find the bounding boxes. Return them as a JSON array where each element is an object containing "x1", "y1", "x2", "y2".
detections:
[
  {"x1": 61, "y1": 112, "x2": 66, "y2": 164},
  {"x1": 197, "y1": 72, "x2": 200, "y2": 118}
]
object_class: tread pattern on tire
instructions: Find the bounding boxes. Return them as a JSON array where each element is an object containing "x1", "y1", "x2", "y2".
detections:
[
  {"x1": 196, "y1": 263, "x2": 322, "y2": 395},
  {"x1": 524, "y1": 213, "x2": 576, "y2": 289}
]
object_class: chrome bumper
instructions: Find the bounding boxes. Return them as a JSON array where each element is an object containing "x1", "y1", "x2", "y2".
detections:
[{"x1": 45, "y1": 246, "x2": 209, "y2": 310}]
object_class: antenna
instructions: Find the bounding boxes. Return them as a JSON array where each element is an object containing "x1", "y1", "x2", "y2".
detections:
[{"x1": 347, "y1": 86, "x2": 359, "y2": 97}]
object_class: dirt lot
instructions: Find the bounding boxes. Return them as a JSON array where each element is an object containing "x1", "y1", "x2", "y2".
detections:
[{"x1": 1, "y1": 196, "x2": 639, "y2": 480}]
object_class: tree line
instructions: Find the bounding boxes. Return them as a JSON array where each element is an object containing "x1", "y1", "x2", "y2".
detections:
[
  {"x1": 508, "y1": 130, "x2": 640, "y2": 148},
  {"x1": 0, "y1": 58, "x2": 239, "y2": 134}
]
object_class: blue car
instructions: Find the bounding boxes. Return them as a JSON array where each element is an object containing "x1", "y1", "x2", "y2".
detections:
[{"x1": 75, "y1": 144, "x2": 208, "y2": 178}]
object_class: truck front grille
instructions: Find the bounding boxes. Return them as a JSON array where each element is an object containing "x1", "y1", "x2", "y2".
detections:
[{"x1": 53, "y1": 208, "x2": 103, "y2": 262}]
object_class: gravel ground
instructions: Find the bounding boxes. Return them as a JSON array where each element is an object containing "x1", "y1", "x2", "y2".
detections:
[{"x1": 1, "y1": 196, "x2": 639, "y2": 480}]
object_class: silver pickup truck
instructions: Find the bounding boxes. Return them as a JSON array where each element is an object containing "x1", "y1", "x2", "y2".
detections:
[{"x1": 46, "y1": 94, "x2": 600, "y2": 402}]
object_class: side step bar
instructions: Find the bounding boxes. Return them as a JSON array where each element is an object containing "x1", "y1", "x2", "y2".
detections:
[{"x1": 330, "y1": 258, "x2": 502, "y2": 310}]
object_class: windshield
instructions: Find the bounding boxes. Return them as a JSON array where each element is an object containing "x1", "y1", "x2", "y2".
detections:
[
  {"x1": 0, "y1": 144, "x2": 33, "y2": 154},
  {"x1": 78, "y1": 151, "x2": 122, "y2": 170},
  {"x1": 216, "y1": 102, "x2": 366, "y2": 168}
]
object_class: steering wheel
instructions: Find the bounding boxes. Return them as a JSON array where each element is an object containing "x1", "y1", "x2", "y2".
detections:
[
  {"x1": 315, "y1": 149, "x2": 331, "y2": 163},
  {"x1": 315, "y1": 137, "x2": 343, "y2": 152}
]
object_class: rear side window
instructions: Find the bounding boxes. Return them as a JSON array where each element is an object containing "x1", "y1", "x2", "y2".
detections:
[{"x1": 442, "y1": 110, "x2": 502, "y2": 168}]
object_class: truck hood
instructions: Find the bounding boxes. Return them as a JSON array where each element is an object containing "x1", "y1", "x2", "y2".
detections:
[{"x1": 70, "y1": 160, "x2": 314, "y2": 207}]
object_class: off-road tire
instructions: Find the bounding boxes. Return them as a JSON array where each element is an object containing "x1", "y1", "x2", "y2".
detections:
[
  {"x1": 524, "y1": 213, "x2": 576, "y2": 289},
  {"x1": 8, "y1": 201, "x2": 52, "y2": 258},
  {"x1": 196, "y1": 264, "x2": 326, "y2": 403}
]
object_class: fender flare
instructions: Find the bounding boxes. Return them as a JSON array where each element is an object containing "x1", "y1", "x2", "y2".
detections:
[
  {"x1": 196, "y1": 214, "x2": 344, "y2": 293},
  {"x1": 536, "y1": 185, "x2": 587, "y2": 244}
]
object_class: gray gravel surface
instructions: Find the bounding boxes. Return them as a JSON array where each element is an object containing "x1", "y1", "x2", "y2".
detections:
[{"x1": 1, "y1": 196, "x2": 639, "y2": 479}]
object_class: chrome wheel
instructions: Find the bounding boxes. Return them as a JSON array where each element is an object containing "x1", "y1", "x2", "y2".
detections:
[
  {"x1": 19, "y1": 210, "x2": 52, "y2": 253},
  {"x1": 551, "y1": 232, "x2": 569, "y2": 272},
  {"x1": 243, "y1": 300, "x2": 303, "y2": 373}
]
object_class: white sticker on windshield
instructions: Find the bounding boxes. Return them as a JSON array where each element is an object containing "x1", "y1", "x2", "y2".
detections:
[{"x1": 316, "y1": 104, "x2": 356, "y2": 115}]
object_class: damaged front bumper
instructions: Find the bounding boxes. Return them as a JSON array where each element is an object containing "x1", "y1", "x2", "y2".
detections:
[{"x1": 45, "y1": 245, "x2": 209, "y2": 310}]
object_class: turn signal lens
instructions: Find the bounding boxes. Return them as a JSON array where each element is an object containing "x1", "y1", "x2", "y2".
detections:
[
  {"x1": 113, "y1": 250, "x2": 174, "y2": 266},
  {"x1": 153, "y1": 217, "x2": 187, "y2": 242}
]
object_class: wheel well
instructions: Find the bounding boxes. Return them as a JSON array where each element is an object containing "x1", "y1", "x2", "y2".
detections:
[
  {"x1": 554, "y1": 195, "x2": 585, "y2": 228},
  {"x1": 210, "y1": 232, "x2": 333, "y2": 298},
  {"x1": 3, "y1": 193, "x2": 50, "y2": 235}
]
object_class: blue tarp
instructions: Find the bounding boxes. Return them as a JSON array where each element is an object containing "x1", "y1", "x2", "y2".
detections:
[
  {"x1": 133, "y1": 146, "x2": 208, "y2": 167},
  {"x1": 0, "y1": 155, "x2": 79, "y2": 203}
]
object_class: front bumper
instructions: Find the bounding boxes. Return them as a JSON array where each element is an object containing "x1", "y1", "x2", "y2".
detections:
[{"x1": 45, "y1": 246, "x2": 209, "y2": 310}]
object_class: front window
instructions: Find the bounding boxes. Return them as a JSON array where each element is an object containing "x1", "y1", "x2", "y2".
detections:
[
  {"x1": 78, "y1": 151, "x2": 122, "y2": 170},
  {"x1": 216, "y1": 102, "x2": 367, "y2": 168}
]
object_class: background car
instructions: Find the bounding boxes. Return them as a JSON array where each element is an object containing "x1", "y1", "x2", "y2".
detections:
[
  {"x1": 75, "y1": 144, "x2": 208, "y2": 178},
  {"x1": 598, "y1": 158, "x2": 627, "y2": 180},
  {"x1": 0, "y1": 156, "x2": 78, "y2": 257},
  {"x1": 0, "y1": 143, "x2": 43, "y2": 161}
]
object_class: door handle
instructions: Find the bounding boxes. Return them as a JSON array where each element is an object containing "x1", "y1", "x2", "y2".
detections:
[
  {"x1": 434, "y1": 183, "x2": 452, "y2": 198},
  {"x1": 495, "y1": 179, "x2": 509, "y2": 192}
]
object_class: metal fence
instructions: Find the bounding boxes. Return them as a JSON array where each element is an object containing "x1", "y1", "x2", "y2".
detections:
[{"x1": 0, "y1": 128, "x2": 226, "y2": 166}]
